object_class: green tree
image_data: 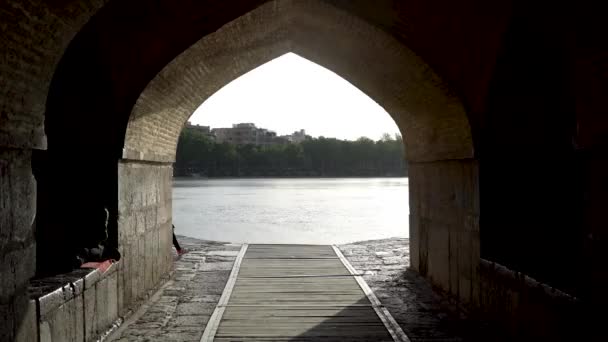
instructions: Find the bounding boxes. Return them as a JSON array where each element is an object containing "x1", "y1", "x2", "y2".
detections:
[{"x1": 174, "y1": 126, "x2": 408, "y2": 177}]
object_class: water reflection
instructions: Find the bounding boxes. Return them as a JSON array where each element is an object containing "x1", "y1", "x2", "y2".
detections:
[{"x1": 173, "y1": 178, "x2": 409, "y2": 244}]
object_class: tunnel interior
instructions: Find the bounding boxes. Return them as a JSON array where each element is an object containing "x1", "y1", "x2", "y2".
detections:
[
  {"x1": 1, "y1": 0, "x2": 607, "y2": 341},
  {"x1": 39, "y1": 0, "x2": 476, "y2": 287}
]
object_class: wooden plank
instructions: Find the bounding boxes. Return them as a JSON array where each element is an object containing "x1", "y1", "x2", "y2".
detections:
[
  {"x1": 209, "y1": 244, "x2": 400, "y2": 341},
  {"x1": 332, "y1": 245, "x2": 411, "y2": 342},
  {"x1": 199, "y1": 244, "x2": 248, "y2": 342},
  {"x1": 244, "y1": 245, "x2": 337, "y2": 259}
]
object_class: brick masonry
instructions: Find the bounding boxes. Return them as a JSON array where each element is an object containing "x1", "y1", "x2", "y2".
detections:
[
  {"x1": 125, "y1": 0, "x2": 474, "y2": 164},
  {"x1": 0, "y1": 0, "x2": 109, "y2": 150}
]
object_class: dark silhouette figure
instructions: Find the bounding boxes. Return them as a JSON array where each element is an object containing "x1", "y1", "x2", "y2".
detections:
[
  {"x1": 172, "y1": 224, "x2": 186, "y2": 256},
  {"x1": 74, "y1": 207, "x2": 111, "y2": 267}
]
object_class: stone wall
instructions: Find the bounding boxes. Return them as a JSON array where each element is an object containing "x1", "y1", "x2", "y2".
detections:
[
  {"x1": 478, "y1": 259, "x2": 581, "y2": 340},
  {"x1": 408, "y1": 159, "x2": 480, "y2": 307},
  {"x1": 19, "y1": 262, "x2": 137, "y2": 342},
  {"x1": 117, "y1": 160, "x2": 173, "y2": 315},
  {"x1": 29, "y1": 265, "x2": 119, "y2": 342},
  {"x1": 409, "y1": 157, "x2": 584, "y2": 339},
  {"x1": 0, "y1": 148, "x2": 37, "y2": 342},
  {"x1": 0, "y1": 2, "x2": 109, "y2": 339}
]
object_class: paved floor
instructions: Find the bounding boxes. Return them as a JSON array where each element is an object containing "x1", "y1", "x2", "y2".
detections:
[
  {"x1": 108, "y1": 237, "x2": 507, "y2": 342},
  {"x1": 341, "y1": 239, "x2": 507, "y2": 342},
  {"x1": 204, "y1": 244, "x2": 403, "y2": 341},
  {"x1": 108, "y1": 238, "x2": 241, "y2": 342}
]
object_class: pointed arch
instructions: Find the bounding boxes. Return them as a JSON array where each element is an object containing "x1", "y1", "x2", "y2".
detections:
[{"x1": 123, "y1": 0, "x2": 473, "y2": 163}]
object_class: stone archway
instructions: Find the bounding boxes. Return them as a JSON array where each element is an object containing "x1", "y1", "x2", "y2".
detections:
[
  {"x1": 124, "y1": 0, "x2": 472, "y2": 163},
  {"x1": 119, "y1": 0, "x2": 480, "y2": 310},
  {"x1": 5, "y1": 0, "x2": 602, "y2": 340}
]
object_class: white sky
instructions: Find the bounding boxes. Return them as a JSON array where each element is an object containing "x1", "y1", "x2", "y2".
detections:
[{"x1": 189, "y1": 53, "x2": 400, "y2": 141}]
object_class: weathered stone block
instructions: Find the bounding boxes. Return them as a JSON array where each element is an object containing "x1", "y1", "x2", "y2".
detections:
[
  {"x1": 38, "y1": 287, "x2": 68, "y2": 320},
  {"x1": 117, "y1": 261, "x2": 125, "y2": 316},
  {"x1": 39, "y1": 295, "x2": 83, "y2": 342},
  {"x1": 15, "y1": 299, "x2": 38, "y2": 342},
  {"x1": 145, "y1": 230, "x2": 154, "y2": 288},
  {"x1": 84, "y1": 269, "x2": 101, "y2": 290},
  {"x1": 122, "y1": 243, "x2": 134, "y2": 309},
  {"x1": 84, "y1": 283, "x2": 97, "y2": 341},
  {"x1": 0, "y1": 149, "x2": 36, "y2": 252},
  {"x1": 137, "y1": 236, "x2": 146, "y2": 298},
  {"x1": 418, "y1": 218, "x2": 429, "y2": 276},
  {"x1": 95, "y1": 277, "x2": 109, "y2": 336},
  {"x1": 426, "y1": 223, "x2": 450, "y2": 291},
  {"x1": 117, "y1": 161, "x2": 176, "y2": 313},
  {"x1": 152, "y1": 227, "x2": 160, "y2": 284},
  {"x1": 39, "y1": 321, "x2": 51, "y2": 342},
  {"x1": 0, "y1": 151, "x2": 36, "y2": 342},
  {"x1": 117, "y1": 211, "x2": 137, "y2": 244},
  {"x1": 0, "y1": 244, "x2": 35, "y2": 303},
  {"x1": 107, "y1": 270, "x2": 119, "y2": 326},
  {"x1": 409, "y1": 214, "x2": 420, "y2": 272}
]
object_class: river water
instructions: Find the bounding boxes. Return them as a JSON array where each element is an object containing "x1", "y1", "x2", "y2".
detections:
[{"x1": 172, "y1": 178, "x2": 409, "y2": 244}]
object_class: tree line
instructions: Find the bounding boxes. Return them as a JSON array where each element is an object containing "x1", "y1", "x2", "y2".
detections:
[{"x1": 174, "y1": 126, "x2": 408, "y2": 177}]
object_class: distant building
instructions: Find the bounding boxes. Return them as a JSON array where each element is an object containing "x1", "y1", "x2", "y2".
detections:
[
  {"x1": 211, "y1": 123, "x2": 298, "y2": 146},
  {"x1": 185, "y1": 122, "x2": 215, "y2": 140},
  {"x1": 282, "y1": 129, "x2": 307, "y2": 144},
  {"x1": 211, "y1": 127, "x2": 231, "y2": 143}
]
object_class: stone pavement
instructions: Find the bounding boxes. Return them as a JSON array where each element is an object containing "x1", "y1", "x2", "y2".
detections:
[
  {"x1": 339, "y1": 238, "x2": 507, "y2": 342},
  {"x1": 107, "y1": 237, "x2": 241, "y2": 342},
  {"x1": 108, "y1": 237, "x2": 506, "y2": 342}
]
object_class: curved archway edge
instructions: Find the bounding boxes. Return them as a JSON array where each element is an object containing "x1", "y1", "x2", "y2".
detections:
[
  {"x1": 2, "y1": 0, "x2": 597, "y2": 339},
  {"x1": 119, "y1": 0, "x2": 481, "y2": 312},
  {"x1": 124, "y1": 0, "x2": 474, "y2": 164}
]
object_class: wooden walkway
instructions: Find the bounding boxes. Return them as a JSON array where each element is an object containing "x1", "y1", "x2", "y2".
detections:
[{"x1": 201, "y1": 244, "x2": 409, "y2": 342}]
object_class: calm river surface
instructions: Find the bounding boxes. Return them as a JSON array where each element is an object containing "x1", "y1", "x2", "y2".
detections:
[{"x1": 172, "y1": 178, "x2": 409, "y2": 244}]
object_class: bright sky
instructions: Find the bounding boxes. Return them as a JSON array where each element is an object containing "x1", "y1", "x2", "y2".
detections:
[{"x1": 189, "y1": 53, "x2": 400, "y2": 141}]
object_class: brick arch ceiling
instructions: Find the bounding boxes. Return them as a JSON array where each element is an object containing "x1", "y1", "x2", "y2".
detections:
[
  {"x1": 125, "y1": 0, "x2": 473, "y2": 163},
  {"x1": 43, "y1": 0, "x2": 511, "y2": 160}
]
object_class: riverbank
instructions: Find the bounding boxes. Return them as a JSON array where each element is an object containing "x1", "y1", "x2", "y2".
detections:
[{"x1": 107, "y1": 237, "x2": 503, "y2": 342}]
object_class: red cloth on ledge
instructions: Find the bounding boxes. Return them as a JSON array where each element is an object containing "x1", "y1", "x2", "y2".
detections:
[{"x1": 80, "y1": 259, "x2": 115, "y2": 273}]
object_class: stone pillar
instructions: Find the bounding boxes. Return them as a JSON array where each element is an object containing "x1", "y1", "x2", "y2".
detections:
[
  {"x1": 0, "y1": 148, "x2": 38, "y2": 341},
  {"x1": 408, "y1": 159, "x2": 480, "y2": 306},
  {"x1": 0, "y1": 53, "x2": 45, "y2": 338},
  {"x1": 116, "y1": 160, "x2": 173, "y2": 314},
  {"x1": 0, "y1": 96, "x2": 44, "y2": 341}
]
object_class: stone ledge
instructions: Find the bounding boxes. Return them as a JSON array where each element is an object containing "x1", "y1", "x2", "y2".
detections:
[
  {"x1": 478, "y1": 258, "x2": 581, "y2": 339},
  {"x1": 105, "y1": 237, "x2": 240, "y2": 341},
  {"x1": 479, "y1": 258, "x2": 579, "y2": 304},
  {"x1": 29, "y1": 262, "x2": 120, "y2": 342}
]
